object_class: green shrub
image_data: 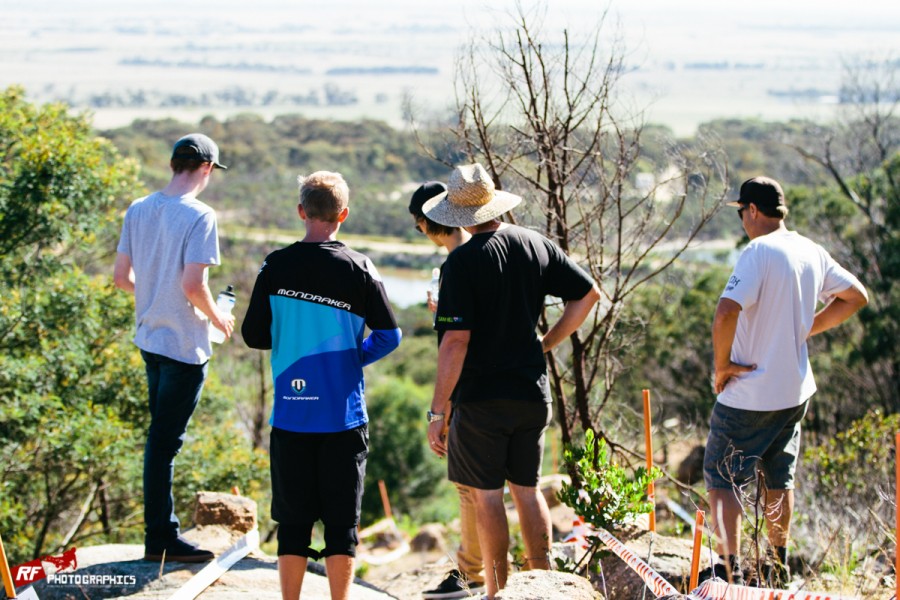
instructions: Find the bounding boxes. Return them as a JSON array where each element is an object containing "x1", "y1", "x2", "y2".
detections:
[{"x1": 556, "y1": 429, "x2": 661, "y2": 573}]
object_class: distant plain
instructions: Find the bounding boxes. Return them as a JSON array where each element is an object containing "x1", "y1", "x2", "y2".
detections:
[{"x1": 2, "y1": 0, "x2": 898, "y2": 135}]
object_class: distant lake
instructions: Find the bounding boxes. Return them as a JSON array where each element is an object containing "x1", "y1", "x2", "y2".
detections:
[{"x1": 382, "y1": 271, "x2": 430, "y2": 309}]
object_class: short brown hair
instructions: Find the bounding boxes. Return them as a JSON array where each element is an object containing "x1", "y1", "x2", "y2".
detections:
[
  {"x1": 170, "y1": 158, "x2": 209, "y2": 174},
  {"x1": 298, "y1": 171, "x2": 349, "y2": 222}
]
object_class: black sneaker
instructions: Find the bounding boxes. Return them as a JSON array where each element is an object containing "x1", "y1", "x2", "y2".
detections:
[
  {"x1": 763, "y1": 559, "x2": 790, "y2": 588},
  {"x1": 144, "y1": 536, "x2": 215, "y2": 563},
  {"x1": 422, "y1": 569, "x2": 485, "y2": 599},
  {"x1": 697, "y1": 562, "x2": 745, "y2": 586}
]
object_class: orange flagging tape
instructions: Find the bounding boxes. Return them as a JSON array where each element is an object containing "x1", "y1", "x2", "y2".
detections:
[
  {"x1": 595, "y1": 527, "x2": 678, "y2": 597},
  {"x1": 690, "y1": 579, "x2": 858, "y2": 600},
  {"x1": 574, "y1": 520, "x2": 858, "y2": 600}
]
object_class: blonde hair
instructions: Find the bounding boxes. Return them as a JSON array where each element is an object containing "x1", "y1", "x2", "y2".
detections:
[{"x1": 297, "y1": 171, "x2": 349, "y2": 222}]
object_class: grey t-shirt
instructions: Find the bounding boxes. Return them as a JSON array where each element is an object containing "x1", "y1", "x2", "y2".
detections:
[{"x1": 117, "y1": 191, "x2": 220, "y2": 364}]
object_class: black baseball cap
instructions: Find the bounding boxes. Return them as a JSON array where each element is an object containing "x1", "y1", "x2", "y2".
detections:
[
  {"x1": 171, "y1": 133, "x2": 227, "y2": 169},
  {"x1": 726, "y1": 176, "x2": 786, "y2": 215},
  {"x1": 408, "y1": 181, "x2": 447, "y2": 216}
]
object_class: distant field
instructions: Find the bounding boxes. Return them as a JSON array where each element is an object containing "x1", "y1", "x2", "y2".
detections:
[{"x1": 2, "y1": 1, "x2": 897, "y2": 135}]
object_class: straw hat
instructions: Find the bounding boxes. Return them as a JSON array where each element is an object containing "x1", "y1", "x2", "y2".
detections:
[{"x1": 422, "y1": 163, "x2": 522, "y2": 227}]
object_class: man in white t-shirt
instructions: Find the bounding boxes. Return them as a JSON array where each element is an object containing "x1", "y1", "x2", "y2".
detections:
[{"x1": 704, "y1": 176, "x2": 868, "y2": 587}]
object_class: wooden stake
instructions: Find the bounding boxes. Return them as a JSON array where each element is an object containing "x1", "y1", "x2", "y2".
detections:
[
  {"x1": 689, "y1": 510, "x2": 705, "y2": 590},
  {"x1": 643, "y1": 389, "x2": 656, "y2": 532},
  {"x1": 0, "y1": 531, "x2": 16, "y2": 599},
  {"x1": 378, "y1": 480, "x2": 393, "y2": 521}
]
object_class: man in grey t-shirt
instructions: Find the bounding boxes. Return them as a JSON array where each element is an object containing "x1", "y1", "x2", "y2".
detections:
[{"x1": 114, "y1": 133, "x2": 234, "y2": 563}]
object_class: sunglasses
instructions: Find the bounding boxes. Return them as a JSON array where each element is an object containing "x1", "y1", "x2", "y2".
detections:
[
  {"x1": 737, "y1": 205, "x2": 746, "y2": 220},
  {"x1": 414, "y1": 218, "x2": 426, "y2": 234}
]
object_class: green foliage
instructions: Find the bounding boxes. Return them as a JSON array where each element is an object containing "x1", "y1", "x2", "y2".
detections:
[
  {"x1": 0, "y1": 86, "x2": 145, "y2": 563},
  {"x1": 795, "y1": 410, "x2": 898, "y2": 591},
  {"x1": 373, "y1": 331, "x2": 437, "y2": 387},
  {"x1": 100, "y1": 113, "x2": 450, "y2": 239},
  {"x1": 177, "y1": 415, "x2": 271, "y2": 524},
  {"x1": 556, "y1": 430, "x2": 661, "y2": 572},
  {"x1": 361, "y1": 376, "x2": 447, "y2": 526},
  {"x1": 616, "y1": 265, "x2": 731, "y2": 422},
  {"x1": 559, "y1": 430, "x2": 661, "y2": 532},
  {"x1": 802, "y1": 410, "x2": 899, "y2": 494},
  {"x1": 0, "y1": 87, "x2": 140, "y2": 262}
]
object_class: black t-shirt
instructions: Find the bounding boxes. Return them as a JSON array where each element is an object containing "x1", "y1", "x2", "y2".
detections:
[{"x1": 435, "y1": 224, "x2": 595, "y2": 403}]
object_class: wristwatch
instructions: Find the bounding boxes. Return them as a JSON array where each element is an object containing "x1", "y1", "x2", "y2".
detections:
[{"x1": 426, "y1": 410, "x2": 444, "y2": 423}]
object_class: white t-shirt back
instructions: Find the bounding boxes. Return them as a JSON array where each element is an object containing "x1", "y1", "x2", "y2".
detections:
[{"x1": 718, "y1": 230, "x2": 860, "y2": 411}]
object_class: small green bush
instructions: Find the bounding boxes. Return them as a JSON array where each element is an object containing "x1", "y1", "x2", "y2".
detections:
[{"x1": 556, "y1": 429, "x2": 661, "y2": 573}]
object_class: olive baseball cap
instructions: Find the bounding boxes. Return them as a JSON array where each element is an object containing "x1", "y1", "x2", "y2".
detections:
[{"x1": 171, "y1": 133, "x2": 227, "y2": 169}]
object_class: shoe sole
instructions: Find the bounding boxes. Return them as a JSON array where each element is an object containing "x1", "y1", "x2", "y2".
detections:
[
  {"x1": 143, "y1": 553, "x2": 214, "y2": 563},
  {"x1": 422, "y1": 588, "x2": 486, "y2": 599}
]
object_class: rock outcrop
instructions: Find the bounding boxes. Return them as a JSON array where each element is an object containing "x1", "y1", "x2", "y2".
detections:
[
  {"x1": 192, "y1": 491, "x2": 257, "y2": 533},
  {"x1": 594, "y1": 529, "x2": 703, "y2": 599},
  {"x1": 17, "y1": 492, "x2": 393, "y2": 600},
  {"x1": 496, "y1": 570, "x2": 603, "y2": 600}
]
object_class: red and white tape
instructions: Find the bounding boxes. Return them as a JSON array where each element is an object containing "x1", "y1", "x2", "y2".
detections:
[
  {"x1": 594, "y1": 527, "x2": 679, "y2": 597},
  {"x1": 690, "y1": 580, "x2": 858, "y2": 600},
  {"x1": 571, "y1": 520, "x2": 858, "y2": 600}
]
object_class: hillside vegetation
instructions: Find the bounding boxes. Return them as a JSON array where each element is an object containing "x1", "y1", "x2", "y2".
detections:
[{"x1": 0, "y1": 77, "x2": 897, "y2": 596}]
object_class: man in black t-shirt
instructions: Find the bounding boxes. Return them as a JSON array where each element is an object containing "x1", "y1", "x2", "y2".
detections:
[{"x1": 422, "y1": 163, "x2": 600, "y2": 600}]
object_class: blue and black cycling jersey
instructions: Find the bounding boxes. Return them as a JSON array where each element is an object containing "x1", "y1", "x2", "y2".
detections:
[{"x1": 243, "y1": 241, "x2": 401, "y2": 433}]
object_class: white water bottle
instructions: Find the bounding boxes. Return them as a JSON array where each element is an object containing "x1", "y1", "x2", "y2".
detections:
[
  {"x1": 209, "y1": 285, "x2": 235, "y2": 344},
  {"x1": 429, "y1": 268, "x2": 440, "y2": 303}
]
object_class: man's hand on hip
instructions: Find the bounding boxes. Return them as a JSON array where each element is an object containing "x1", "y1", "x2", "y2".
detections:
[{"x1": 713, "y1": 361, "x2": 756, "y2": 394}]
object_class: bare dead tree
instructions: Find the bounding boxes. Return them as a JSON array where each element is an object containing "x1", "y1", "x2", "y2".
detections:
[{"x1": 409, "y1": 4, "x2": 727, "y2": 450}]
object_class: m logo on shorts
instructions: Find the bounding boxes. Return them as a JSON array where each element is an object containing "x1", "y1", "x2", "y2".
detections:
[{"x1": 291, "y1": 379, "x2": 306, "y2": 394}]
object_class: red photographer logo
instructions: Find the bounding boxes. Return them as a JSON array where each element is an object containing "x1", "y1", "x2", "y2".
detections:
[{"x1": 12, "y1": 547, "x2": 77, "y2": 587}]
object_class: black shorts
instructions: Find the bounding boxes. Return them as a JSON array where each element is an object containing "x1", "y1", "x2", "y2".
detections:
[
  {"x1": 448, "y1": 399, "x2": 552, "y2": 490},
  {"x1": 270, "y1": 424, "x2": 368, "y2": 558}
]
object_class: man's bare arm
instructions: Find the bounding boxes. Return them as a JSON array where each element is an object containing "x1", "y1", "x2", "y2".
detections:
[
  {"x1": 808, "y1": 281, "x2": 868, "y2": 338},
  {"x1": 712, "y1": 298, "x2": 755, "y2": 394},
  {"x1": 428, "y1": 330, "x2": 470, "y2": 457},
  {"x1": 113, "y1": 252, "x2": 135, "y2": 294},
  {"x1": 541, "y1": 285, "x2": 601, "y2": 353},
  {"x1": 182, "y1": 263, "x2": 235, "y2": 339}
]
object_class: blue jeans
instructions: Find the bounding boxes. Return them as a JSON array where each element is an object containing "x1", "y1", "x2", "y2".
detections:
[{"x1": 141, "y1": 350, "x2": 208, "y2": 548}]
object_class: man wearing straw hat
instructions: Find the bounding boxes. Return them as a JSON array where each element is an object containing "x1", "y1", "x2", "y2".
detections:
[
  {"x1": 706, "y1": 176, "x2": 868, "y2": 587},
  {"x1": 423, "y1": 163, "x2": 600, "y2": 599}
]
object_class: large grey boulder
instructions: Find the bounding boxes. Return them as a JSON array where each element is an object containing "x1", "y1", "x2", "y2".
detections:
[{"x1": 495, "y1": 570, "x2": 603, "y2": 600}]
